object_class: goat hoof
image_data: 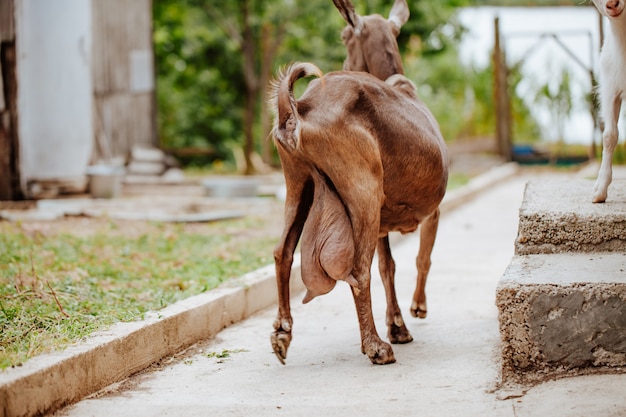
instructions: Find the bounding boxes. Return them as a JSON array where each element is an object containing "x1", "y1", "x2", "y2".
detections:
[
  {"x1": 410, "y1": 301, "x2": 427, "y2": 319},
  {"x1": 364, "y1": 339, "x2": 396, "y2": 365},
  {"x1": 388, "y1": 323, "x2": 413, "y2": 344},
  {"x1": 592, "y1": 191, "x2": 607, "y2": 203},
  {"x1": 387, "y1": 314, "x2": 413, "y2": 344},
  {"x1": 592, "y1": 181, "x2": 608, "y2": 203},
  {"x1": 270, "y1": 331, "x2": 291, "y2": 365},
  {"x1": 411, "y1": 309, "x2": 427, "y2": 319}
]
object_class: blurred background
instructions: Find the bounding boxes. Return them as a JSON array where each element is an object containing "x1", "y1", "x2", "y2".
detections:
[{"x1": 0, "y1": 0, "x2": 616, "y2": 200}]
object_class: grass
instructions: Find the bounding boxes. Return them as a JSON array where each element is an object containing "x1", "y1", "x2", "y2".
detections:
[
  {"x1": 447, "y1": 172, "x2": 472, "y2": 191},
  {"x1": 0, "y1": 217, "x2": 278, "y2": 370}
]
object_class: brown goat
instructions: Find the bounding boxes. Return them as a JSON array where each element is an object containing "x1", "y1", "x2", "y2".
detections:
[{"x1": 270, "y1": 0, "x2": 449, "y2": 365}]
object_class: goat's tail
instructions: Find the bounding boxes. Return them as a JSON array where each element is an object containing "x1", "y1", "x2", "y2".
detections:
[{"x1": 270, "y1": 62, "x2": 324, "y2": 150}]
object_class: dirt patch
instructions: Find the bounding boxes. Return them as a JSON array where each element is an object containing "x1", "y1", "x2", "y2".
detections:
[{"x1": 1, "y1": 194, "x2": 286, "y2": 242}]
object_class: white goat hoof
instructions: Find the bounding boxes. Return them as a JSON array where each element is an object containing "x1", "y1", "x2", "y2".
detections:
[{"x1": 592, "y1": 182, "x2": 608, "y2": 204}]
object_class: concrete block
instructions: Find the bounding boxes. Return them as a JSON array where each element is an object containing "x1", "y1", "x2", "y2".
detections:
[
  {"x1": 516, "y1": 179, "x2": 626, "y2": 254},
  {"x1": 497, "y1": 253, "x2": 626, "y2": 382}
]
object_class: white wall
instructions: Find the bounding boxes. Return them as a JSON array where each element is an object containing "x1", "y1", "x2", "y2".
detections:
[{"x1": 15, "y1": 0, "x2": 93, "y2": 192}]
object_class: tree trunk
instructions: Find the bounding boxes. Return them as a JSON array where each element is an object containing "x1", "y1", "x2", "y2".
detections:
[
  {"x1": 260, "y1": 23, "x2": 285, "y2": 166},
  {"x1": 241, "y1": 0, "x2": 257, "y2": 175},
  {"x1": 0, "y1": 40, "x2": 21, "y2": 200},
  {"x1": 492, "y1": 17, "x2": 512, "y2": 162}
]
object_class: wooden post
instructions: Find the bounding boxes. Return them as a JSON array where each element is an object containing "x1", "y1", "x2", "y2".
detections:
[
  {"x1": 0, "y1": 0, "x2": 22, "y2": 200},
  {"x1": 493, "y1": 17, "x2": 512, "y2": 161}
]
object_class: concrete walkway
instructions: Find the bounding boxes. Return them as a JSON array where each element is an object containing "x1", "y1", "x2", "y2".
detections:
[{"x1": 54, "y1": 171, "x2": 626, "y2": 417}]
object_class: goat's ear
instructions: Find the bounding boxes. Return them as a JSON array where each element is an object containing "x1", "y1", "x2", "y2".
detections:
[
  {"x1": 332, "y1": 0, "x2": 362, "y2": 30},
  {"x1": 388, "y1": 0, "x2": 409, "y2": 36}
]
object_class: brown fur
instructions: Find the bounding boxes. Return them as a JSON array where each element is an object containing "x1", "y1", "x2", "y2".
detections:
[{"x1": 270, "y1": 0, "x2": 449, "y2": 365}]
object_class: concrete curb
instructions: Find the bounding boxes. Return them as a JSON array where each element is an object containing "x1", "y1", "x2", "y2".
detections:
[{"x1": 0, "y1": 163, "x2": 519, "y2": 417}]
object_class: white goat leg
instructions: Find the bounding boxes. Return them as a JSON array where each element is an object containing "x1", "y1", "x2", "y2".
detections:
[{"x1": 591, "y1": 0, "x2": 626, "y2": 203}]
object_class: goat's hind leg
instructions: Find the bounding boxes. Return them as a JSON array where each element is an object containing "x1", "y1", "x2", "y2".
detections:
[
  {"x1": 344, "y1": 215, "x2": 395, "y2": 364},
  {"x1": 350, "y1": 278, "x2": 396, "y2": 364},
  {"x1": 377, "y1": 236, "x2": 413, "y2": 344},
  {"x1": 593, "y1": 93, "x2": 622, "y2": 203},
  {"x1": 411, "y1": 209, "x2": 440, "y2": 319},
  {"x1": 271, "y1": 173, "x2": 313, "y2": 364},
  {"x1": 337, "y1": 174, "x2": 394, "y2": 364},
  {"x1": 271, "y1": 230, "x2": 300, "y2": 364},
  {"x1": 271, "y1": 211, "x2": 306, "y2": 364}
]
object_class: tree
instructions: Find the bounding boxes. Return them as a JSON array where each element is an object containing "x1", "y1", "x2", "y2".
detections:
[
  {"x1": 199, "y1": 1, "x2": 287, "y2": 174},
  {"x1": 534, "y1": 65, "x2": 573, "y2": 143},
  {"x1": 154, "y1": 0, "x2": 540, "y2": 172},
  {"x1": 154, "y1": 0, "x2": 346, "y2": 172},
  {"x1": 153, "y1": 1, "x2": 244, "y2": 162}
]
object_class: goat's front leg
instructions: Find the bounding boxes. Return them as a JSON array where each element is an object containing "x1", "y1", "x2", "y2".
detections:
[
  {"x1": 411, "y1": 209, "x2": 440, "y2": 319},
  {"x1": 593, "y1": 94, "x2": 622, "y2": 203},
  {"x1": 377, "y1": 236, "x2": 413, "y2": 344}
]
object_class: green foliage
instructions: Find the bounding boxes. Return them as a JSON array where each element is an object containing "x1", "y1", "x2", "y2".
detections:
[
  {"x1": 153, "y1": 1, "x2": 244, "y2": 159},
  {"x1": 506, "y1": 62, "x2": 543, "y2": 143},
  {"x1": 153, "y1": 0, "x2": 543, "y2": 162},
  {"x1": 405, "y1": 47, "x2": 469, "y2": 141},
  {"x1": 533, "y1": 65, "x2": 573, "y2": 142},
  {"x1": 447, "y1": 171, "x2": 472, "y2": 190},
  {"x1": 404, "y1": 18, "x2": 539, "y2": 142},
  {"x1": 206, "y1": 348, "x2": 248, "y2": 360},
  {"x1": 153, "y1": 0, "x2": 479, "y2": 163},
  {"x1": 277, "y1": 7, "x2": 344, "y2": 73},
  {"x1": 469, "y1": 0, "x2": 582, "y2": 5}
]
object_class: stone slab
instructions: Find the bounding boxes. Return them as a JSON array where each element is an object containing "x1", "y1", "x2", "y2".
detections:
[
  {"x1": 497, "y1": 253, "x2": 626, "y2": 382},
  {"x1": 515, "y1": 179, "x2": 626, "y2": 254}
]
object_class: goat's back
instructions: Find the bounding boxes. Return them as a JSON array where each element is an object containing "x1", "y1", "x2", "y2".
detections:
[{"x1": 285, "y1": 69, "x2": 448, "y2": 233}]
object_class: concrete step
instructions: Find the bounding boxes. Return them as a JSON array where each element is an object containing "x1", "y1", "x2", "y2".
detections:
[
  {"x1": 515, "y1": 179, "x2": 626, "y2": 255},
  {"x1": 499, "y1": 175, "x2": 626, "y2": 383},
  {"x1": 497, "y1": 252, "x2": 626, "y2": 382}
]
